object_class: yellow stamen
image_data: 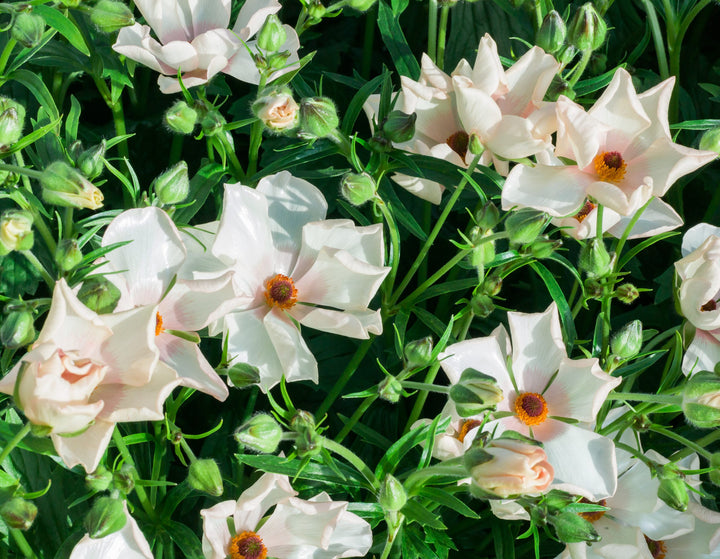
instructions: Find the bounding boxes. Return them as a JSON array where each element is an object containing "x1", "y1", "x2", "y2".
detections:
[
  {"x1": 593, "y1": 151, "x2": 627, "y2": 183},
  {"x1": 574, "y1": 200, "x2": 597, "y2": 224},
  {"x1": 264, "y1": 274, "x2": 298, "y2": 310},
  {"x1": 644, "y1": 536, "x2": 667, "y2": 559},
  {"x1": 155, "y1": 312, "x2": 164, "y2": 336},
  {"x1": 228, "y1": 531, "x2": 267, "y2": 559},
  {"x1": 514, "y1": 392, "x2": 549, "y2": 426},
  {"x1": 457, "y1": 419, "x2": 483, "y2": 443}
]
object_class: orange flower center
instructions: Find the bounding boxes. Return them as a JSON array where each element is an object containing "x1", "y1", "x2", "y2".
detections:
[
  {"x1": 514, "y1": 392, "x2": 548, "y2": 426},
  {"x1": 264, "y1": 274, "x2": 298, "y2": 309},
  {"x1": 446, "y1": 131, "x2": 469, "y2": 161},
  {"x1": 701, "y1": 299, "x2": 717, "y2": 312},
  {"x1": 645, "y1": 536, "x2": 667, "y2": 559},
  {"x1": 229, "y1": 531, "x2": 267, "y2": 559},
  {"x1": 155, "y1": 312, "x2": 164, "y2": 336},
  {"x1": 457, "y1": 419, "x2": 483, "y2": 443},
  {"x1": 579, "y1": 498, "x2": 607, "y2": 522},
  {"x1": 574, "y1": 200, "x2": 597, "y2": 223},
  {"x1": 593, "y1": 151, "x2": 627, "y2": 183}
]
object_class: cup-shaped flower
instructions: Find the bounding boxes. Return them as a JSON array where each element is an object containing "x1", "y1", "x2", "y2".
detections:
[
  {"x1": 201, "y1": 472, "x2": 372, "y2": 559},
  {"x1": 69, "y1": 502, "x2": 152, "y2": 559},
  {"x1": 439, "y1": 303, "x2": 621, "y2": 500},
  {"x1": 113, "y1": 0, "x2": 300, "y2": 93}
]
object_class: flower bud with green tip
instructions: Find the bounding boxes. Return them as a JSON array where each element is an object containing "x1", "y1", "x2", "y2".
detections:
[
  {"x1": 341, "y1": 172, "x2": 377, "y2": 206},
  {"x1": 41, "y1": 162, "x2": 104, "y2": 210},
  {"x1": 468, "y1": 227, "x2": 496, "y2": 271},
  {"x1": 86, "y1": 466, "x2": 113, "y2": 493},
  {"x1": 578, "y1": 237, "x2": 612, "y2": 278},
  {"x1": 224, "y1": 362, "x2": 261, "y2": 388},
  {"x1": 379, "y1": 474, "x2": 407, "y2": 512},
  {"x1": 0, "y1": 209, "x2": 33, "y2": 255},
  {"x1": 614, "y1": 283, "x2": 639, "y2": 304},
  {"x1": 381, "y1": 110, "x2": 416, "y2": 144},
  {"x1": 153, "y1": 161, "x2": 189, "y2": 206},
  {"x1": 475, "y1": 202, "x2": 500, "y2": 233},
  {"x1": 77, "y1": 140, "x2": 106, "y2": 180},
  {"x1": 529, "y1": 236, "x2": 561, "y2": 259},
  {"x1": 505, "y1": 208, "x2": 548, "y2": 245},
  {"x1": 165, "y1": 101, "x2": 198, "y2": 135},
  {"x1": 547, "y1": 74, "x2": 575, "y2": 101},
  {"x1": 12, "y1": 12, "x2": 44, "y2": 49},
  {"x1": 55, "y1": 239, "x2": 83, "y2": 273},
  {"x1": 549, "y1": 510, "x2": 599, "y2": 543},
  {"x1": 77, "y1": 276, "x2": 121, "y2": 314},
  {"x1": 568, "y1": 2, "x2": 606, "y2": 52},
  {"x1": 657, "y1": 463, "x2": 688, "y2": 511},
  {"x1": 348, "y1": 0, "x2": 377, "y2": 11},
  {"x1": 471, "y1": 293, "x2": 495, "y2": 318},
  {"x1": 467, "y1": 133, "x2": 485, "y2": 156},
  {"x1": 450, "y1": 368, "x2": 503, "y2": 417},
  {"x1": 90, "y1": 0, "x2": 135, "y2": 33},
  {"x1": 700, "y1": 127, "x2": 720, "y2": 156},
  {"x1": 267, "y1": 50, "x2": 291, "y2": 70},
  {"x1": 291, "y1": 410, "x2": 322, "y2": 458},
  {"x1": 377, "y1": 375, "x2": 403, "y2": 403},
  {"x1": 404, "y1": 336, "x2": 434, "y2": 369},
  {"x1": 0, "y1": 498, "x2": 37, "y2": 531},
  {"x1": 536, "y1": 10, "x2": 566, "y2": 54},
  {"x1": 112, "y1": 464, "x2": 135, "y2": 495},
  {"x1": 1, "y1": 309, "x2": 35, "y2": 349},
  {"x1": 682, "y1": 371, "x2": 720, "y2": 428},
  {"x1": 307, "y1": 0, "x2": 326, "y2": 21},
  {"x1": 299, "y1": 97, "x2": 339, "y2": 140},
  {"x1": 235, "y1": 414, "x2": 283, "y2": 454},
  {"x1": 481, "y1": 272, "x2": 502, "y2": 297},
  {"x1": 85, "y1": 497, "x2": 127, "y2": 539},
  {"x1": 610, "y1": 320, "x2": 642, "y2": 360},
  {"x1": 257, "y1": 14, "x2": 286, "y2": 52},
  {"x1": 200, "y1": 110, "x2": 226, "y2": 137},
  {"x1": 188, "y1": 459, "x2": 224, "y2": 497},
  {"x1": 0, "y1": 98, "x2": 25, "y2": 150}
]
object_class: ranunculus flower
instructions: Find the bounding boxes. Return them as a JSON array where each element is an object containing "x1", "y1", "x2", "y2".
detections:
[
  {"x1": 201, "y1": 472, "x2": 372, "y2": 559},
  {"x1": 439, "y1": 303, "x2": 621, "y2": 500},
  {"x1": 468, "y1": 438, "x2": 553, "y2": 498},
  {"x1": 0, "y1": 280, "x2": 180, "y2": 472},
  {"x1": 113, "y1": 0, "x2": 300, "y2": 93}
]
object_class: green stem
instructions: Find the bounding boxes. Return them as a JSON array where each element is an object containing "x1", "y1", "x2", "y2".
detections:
[
  {"x1": 376, "y1": 198, "x2": 401, "y2": 302},
  {"x1": 361, "y1": 6, "x2": 376, "y2": 79},
  {"x1": 640, "y1": 0, "x2": 670, "y2": 79},
  {"x1": 595, "y1": 204, "x2": 604, "y2": 241},
  {"x1": 0, "y1": 163, "x2": 43, "y2": 180},
  {"x1": 606, "y1": 392, "x2": 682, "y2": 405},
  {"x1": 404, "y1": 457, "x2": 466, "y2": 493},
  {"x1": 436, "y1": 5, "x2": 450, "y2": 71},
  {"x1": 323, "y1": 438, "x2": 380, "y2": 490},
  {"x1": 403, "y1": 362, "x2": 442, "y2": 433},
  {"x1": 0, "y1": 423, "x2": 31, "y2": 464},
  {"x1": 219, "y1": 133, "x2": 246, "y2": 182},
  {"x1": 396, "y1": 248, "x2": 473, "y2": 310},
  {"x1": 9, "y1": 529, "x2": 36, "y2": 558},
  {"x1": 336, "y1": 394, "x2": 377, "y2": 444},
  {"x1": 168, "y1": 135, "x2": 184, "y2": 167},
  {"x1": 401, "y1": 380, "x2": 450, "y2": 394},
  {"x1": 112, "y1": 428, "x2": 159, "y2": 521},
  {"x1": 427, "y1": 0, "x2": 438, "y2": 64},
  {"x1": 567, "y1": 49, "x2": 593, "y2": 88},
  {"x1": 20, "y1": 251, "x2": 54, "y2": 288},
  {"x1": 62, "y1": 207, "x2": 73, "y2": 240},
  {"x1": 670, "y1": 429, "x2": 720, "y2": 462},
  {"x1": 316, "y1": 338, "x2": 374, "y2": 417},
  {"x1": 649, "y1": 425, "x2": 713, "y2": 460},
  {"x1": 0, "y1": 38, "x2": 16, "y2": 77},
  {"x1": 379, "y1": 517, "x2": 403, "y2": 559},
  {"x1": 614, "y1": 197, "x2": 652, "y2": 272}
]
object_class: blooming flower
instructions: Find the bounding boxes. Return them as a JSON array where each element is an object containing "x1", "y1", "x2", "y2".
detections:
[
  {"x1": 113, "y1": 0, "x2": 300, "y2": 93},
  {"x1": 201, "y1": 472, "x2": 372, "y2": 559},
  {"x1": 254, "y1": 90, "x2": 299, "y2": 131},
  {"x1": 439, "y1": 303, "x2": 621, "y2": 499},
  {"x1": 0, "y1": 280, "x2": 179, "y2": 472}
]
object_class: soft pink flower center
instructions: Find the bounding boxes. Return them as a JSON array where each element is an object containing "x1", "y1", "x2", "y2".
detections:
[
  {"x1": 593, "y1": 151, "x2": 627, "y2": 183},
  {"x1": 56, "y1": 350, "x2": 104, "y2": 385},
  {"x1": 229, "y1": 531, "x2": 267, "y2": 559},
  {"x1": 514, "y1": 392, "x2": 548, "y2": 426},
  {"x1": 644, "y1": 536, "x2": 667, "y2": 559},
  {"x1": 446, "y1": 131, "x2": 469, "y2": 161},
  {"x1": 264, "y1": 274, "x2": 298, "y2": 309}
]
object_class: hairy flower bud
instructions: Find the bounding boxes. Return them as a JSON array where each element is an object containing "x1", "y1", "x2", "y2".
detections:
[
  {"x1": 449, "y1": 368, "x2": 503, "y2": 417},
  {"x1": 657, "y1": 463, "x2": 689, "y2": 511},
  {"x1": 377, "y1": 375, "x2": 403, "y2": 403},
  {"x1": 614, "y1": 282, "x2": 639, "y2": 304},
  {"x1": 299, "y1": 97, "x2": 339, "y2": 139},
  {"x1": 709, "y1": 453, "x2": 720, "y2": 487},
  {"x1": 91, "y1": 0, "x2": 135, "y2": 33},
  {"x1": 471, "y1": 293, "x2": 495, "y2": 318},
  {"x1": 381, "y1": 110, "x2": 416, "y2": 144},
  {"x1": 165, "y1": 101, "x2": 198, "y2": 135},
  {"x1": 1, "y1": 309, "x2": 35, "y2": 349},
  {"x1": 480, "y1": 272, "x2": 502, "y2": 297},
  {"x1": 85, "y1": 497, "x2": 127, "y2": 539},
  {"x1": 529, "y1": 236, "x2": 561, "y2": 259},
  {"x1": 549, "y1": 510, "x2": 600, "y2": 543},
  {"x1": 77, "y1": 276, "x2": 121, "y2": 314},
  {"x1": 224, "y1": 362, "x2": 261, "y2": 388},
  {"x1": 77, "y1": 140, "x2": 106, "y2": 180},
  {"x1": 235, "y1": 414, "x2": 283, "y2": 454},
  {"x1": 682, "y1": 371, "x2": 720, "y2": 428},
  {"x1": 379, "y1": 474, "x2": 407, "y2": 512},
  {"x1": 307, "y1": 0, "x2": 326, "y2": 21},
  {"x1": 85, "y1": 465, "x2": 113, "y2": 493},
  {"x1": 41, "y1": 161, "x2": 103, "y2": 210},
  {"x1": 152, "y1": 161, "x2": 189, "y2": 206},
  {"x1": 0, "y1": 97, "x2": 25, "y2": 150},
  {"x1": 340, "y1": 172, "x2": 377, "y2": 206},
  {"x1": 112, "y1": 464, "x2": 135, "y2": 495},
  {"x1": 568, "y1": 2, "x2": 607, "y2": 52},
  {"x1": 200, "y1": 110, "x2": 226, "y2": 137},
  {"x1": 253, "y1": 90, "x2": 299, "y2": 132},
  {"x1": 0, "y1": 498, "x2": 37, "y2": 531},
  {"x1": 188, "y1": 459, "x2": 224, "y2": 497},
  {"x1": 578, "y1": 237, "x2": 612, "y2": 278},
  {"x1": 404, "y1": 336, "x2": 434, "y2": 369},
  {"x1": 0, "y1": 209, "x2": 33, "y2": 255},
  {"x1": 12, "y1": 12, "x2": 45, "y2": 49},
  {"x1": 55, "y1": 239, "x2": 83, "y2": 273},
  {"x1": 536, "y1": 10, "x2": 566, "y2": 54},
  {"x1": 505, "y1": 209, "x2": 548, "y2": 245},
  {"x1": 348, "y1": 0, "x2": 377, "y2": 11},
  {"x1": 257, "y1": 14, "x2": 287, "y2": 52},
  {"x1": 475, "y1": 202, "x2": 500, "y2": 232},
  {"x1": 610, "y1": 320, "x2": 642, "y2": 359},
  {"x1": 547, "y1": 74, "x2": 575, "y2": 102},
  {"x1": 267, "y1": 50, "x2": 291, "y2": 70}
]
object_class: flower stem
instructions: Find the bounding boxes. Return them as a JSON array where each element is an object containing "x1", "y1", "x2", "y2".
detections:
[
  {"x1": 436, "y1": 5, "x2": 450, "y2": 71},
  {"x1": 323, "y1": 438, "x2": 380, "y2": 490},
  {"x1": 0, "y1": 38, "x2": 16, "y2": 77},
  {"x1": 427, "y1": 0, "x2": 438, "y2": 63},
  {"x1": 219, "y1": 132, "x2": 246, "y2": 182},
  {"x1": 640, "y1": 0, "x2": 670, "y2": 80},
  {"x1": 336, "y1": 394, "x2": 377, "y2": 444},
  {"x1": 568, "y1": 49, "x2": 593, "y2": 88},
  {"x1": 400, "y1": 380, "x2": 450, "y2": 394},
  {"x1": 316, "y1": 338, "x2": 374, "y2": 418},
  {"x1": 10, "y1": 529, "x2": 37, "y2": 558},
  {"x1": 670, "y1": 429, "x2": 720, "y2": 462},
  {"x1": 649, "y1": 425, "x2": 714, "y2": 460},
  {"x1": 0, "y1": 422, "x2": 31, "y2": 465},
  {"x1": 403, "y1": 362, "x2": 442, "y2": 433},
  {"x1": 606, "y1": 392, "x2": 682, "y2": 405},
  {"x1": 20, "y1": 251, "x2": 54, "y2": 289},
  {"x1": 396, "y1": 248, "x2": 473, "y2": 310},
  {"x1": 112, "y1": 428, "x2": 159, "y2": 522},
  {"x1": 376, "y1": 197, "x2": 401, "y2": 302}
]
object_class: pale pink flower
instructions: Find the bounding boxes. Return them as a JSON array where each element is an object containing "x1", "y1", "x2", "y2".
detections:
[
  {"x1": 439, "y1": 303, "x2": 621, "y2": 500},
  {"x1": 0, "y1": 280, "x2": 179, "y2": 472},
  {"x1": 201, "y1": 472, "x2": 372, "y2": 559},
  {"x1": 113, "y1": 0, "x2": 300, "y2": 93}
]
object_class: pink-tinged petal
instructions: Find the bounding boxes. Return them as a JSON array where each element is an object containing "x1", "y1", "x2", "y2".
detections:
[
  {"x1": 102, "y1": 207, "x2": 186, "y2": 308},
  {"x1": 191, "y1": 29, "x2": 238, "y2": 77},
  {"x1": 682, "y1": 329, "x2": 720, "y2": 376},
  {"x1": 469, "y1": 34, "x2": 507, "y2": 96},
  {"x1": 160, "y1": 273, "x2": 239, "y2": 331},
  {"x1": 201, "y1": 500, "x2": 235, "y2": 559},
  {"x1": 293, "y1": 247, "x2": 388, "y2": 309},
  {"x1": 290, "y1": 306, "x2": 382, "y2": 338},
  {"x1": 450, "y1": 57, "x2": 472, "y2": 81},
  {"x1": 113, "y1": 24, "x2": 168, "y2": 73},
  {"x1": 264, "y1": 310, "x2": 318, "y2": 385},
  {"x1": 453, "y1": 79, "x2": 502, "y2": 138},
  {"x1": 507, "y1": 303, "x2": 566, "y2": 391},
  {"x1": 679, "y1": 270, "x2": 720, "y2": 331},
  {"x1": 223, "y1": 45, "x2": 261, "y2": 85},
  {"x1": 99, "y1": 305, "x2": 159, "y2": 386},
  {"x1": 188, "y1": 0, "x2": 231, "y2": 36},
  {"x1": 51, "y1": 419, "x2": 115, "y2": 472},
  {"x1": 401, "y1": 86, "x2": 458, "y2": 146},
  {"x1": 419, "y1": 53, "x2": 453, "y2": 92},
  {"x1": 586, "y1": 178, "x2": 652, "y2": 216},
  {"x1": 501, "y1": 163, "x2": 590, "y2": 217},
  {"x1": 157, "y1": 334, "x2": 228, "y2": 401},
  {"x1": 134, "y1": 0, "x2": 192, "y2": 43},
  {"x1": 539, "y1": 423, "x2": 618, "y2": 500},
  {"x1": 607, "y1": 197, "x2": 682, "y2": 240},
  {"x1": 500, "y1": 46, "x2": 560, "y2": 117},
  {"x1": 485, "y1": 115, "x2": 550, "y2": 159},
  {"x1": 234, "y1": 473, "x2": 297, "y2": 533},
  {"x1": 69, "y1": 502, "x2": 153, "y2": 559},
  {"x1": 555, "y1": 96, "x2": 611, "y2": 167},
  {"x1": 150, "y1": 39, "x2": 199, "y2": 72},
  {"x1": 676, "y1": 235, "x2": 720, "y2": 280},
  {"x1": 158, "y1": 71, "x2": 210, "y2": 93},
  {"x1": 526, "y1": 101, "x2": 558, "y2": 138},
  {"x1": 232, "y1": 0, "x2": 281, "y2": 39},
  {"x1": 543, "y1": 356, "x2": 620, "y2": 422},
  {"x1": 391, "y1": 173, "x2": 444, "y2": 204},
  {"x1": 682, "y1": 223, "x2": 720, "y2": 257}
]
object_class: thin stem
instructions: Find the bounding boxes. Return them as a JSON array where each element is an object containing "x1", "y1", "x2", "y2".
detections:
[
  {"x1": 436, "y1": 5, "x2": 450, "y2": 71},
  {"x1": 567, "y1": 49, "x2": 593, "y2": 88},
  {"x1": 0, "y1": 163, "x2": 43, "y2": 180},
  {"x1": 427, "y1": 0, "x2": 438, "y2": 64},
  {"x1": 400, "y1": 380, "x2": 450, "y2": 394},
  {"x1": 640, "y1": 0, "x2": 670, "y2": 79},
  {"x1": 62, "y1": 207, "x2": 73, "y2": 240},
  {"x1": 361, "y1": 6, "x2": 376, "y2": 79},
  {"x1": 20, "y1": 251, "x2": 54, "y2": 288},
  {"x1": 9, "y1": 529, "x2": 36, "y2": 559},
  {"x1": 396, "y1": 248, "x2": 472, "y2": 310},
  {"x1": 403, "y1": 362, "x2": 442, "y2": 433},
  {"x1": 336, "y1": 394, "x2": 377, "y2": 444},
  {"x1": 376, "y1": 198, "x2": 401, "y2": 302},
  {"x1": 671, "y1": 429, "x2": 720, "y2": 462},
  {"x1": 0, "y1": 38, "x2": 16, "y2": 77},
  {"x1": 649, "y1": 425, "x2": 713, "y2": 460},
  {"x1": 379, "y1": 517, "x2": 403, "y2": 559},
  {"x1": 112, "y1": 428, "x2": 159, "y2": 521},
  {"x1": 168, "y1": 135, "x2": 184, "y2": 167},
  {"x1": 219, "y1": 133, "x2": 246, "y2": 182},
  {"x1": 0, "y1": 423, "x2": 32, "y2": 464},
  {"x1": 323, "y1": 438, "x2": 380, "y2": 490},
  {"x1": 316, "y1": 338, "x2": 374, "y2": 417},
  {"x1": 606, "y1": 392, "x2": 682, "y2": 405}
]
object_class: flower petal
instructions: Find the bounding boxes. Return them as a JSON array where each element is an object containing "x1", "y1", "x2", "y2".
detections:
[
  {"x1": 188, "y1": 0, "x2": 231, "y2": 36},
  {"x1": 160, "y1": 273, "x2": 239, "y2": 331},
  {"x1": 453, "y1": 78, "x2": 502, "y2": 138},
  {"x1": 469, "y1": 34, "x2": 507, "y2": 96},
  {"x1": 500, "y1": 46, "x2": 560, "y2": 117},
  {"x1": 51, "y1": 419, "x2": 115, "y2": 472},
  {"x1": 486, "y1": 114, "x2": 550, "y2": 159},
  {"x1": 232, "y1": 0, "x2": 281, "y2": 39},
  {"x1": 607, "y1": 197, "x2": 683, "y2": 239},
  {"x1": 232, "y1": 472, "x2": 296, "y2": 533},
  {"x1": 682, "y1": 329, "x2": 720, "y2": 376},
  {"x1": 69, "y1": 502, "x2": 153, "y2": 558},
  {"x1": 157, "y1": 334, "x2": 228, "y2": 400},
  {"x1": 113, "y1": 24, "x2": 169, "y2": 73},
  {"x1": 290, "y1": 306, "x2": 382, "y2": 338}
]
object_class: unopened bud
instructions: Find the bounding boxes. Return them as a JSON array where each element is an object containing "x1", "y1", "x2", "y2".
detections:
[
  {"x1": 188, "y1": 459, "x2": 224, "y2": 497},
  {"x1": 381, "y1": 111, "x2": 416, "y2": 144},
  {"x1": 377, "y1": 375, "x2": 403, "y2": 403},
  {"x1": 1, "y1": 310, "x2": 35, "y2": 349},
  {"x1": 578, "y1": 237, "x2": 612, "y2": 278},
  {"x1": 699, "y1": 127, "x2": 720, "y2": 156},
  {"x1": 449, "y1": 368, "x2": 503, "y2": 417},
  {"x1": 474, "y1": 202, "x2": 500, "y2": 232},
  {"x1": 299, "y1": 97, "x2": 339, "y2": 140},
  {"x1": 536, "y1": 10, "x2": 566, "y2": 54},
  {"x1": 468, "y1": 133, "x2": 484, "y2": 156},
  {"x1": 165, "y1": 101, "x2": 198, "y2": 135},
  {"x1": 85, "y1": 465, "x2": 113, "y2": 493},
  {"x1": 348, "y1": 0, "x2": 377, "y2": 11},
  {"x1": 631, "y1": 414, "x2": 651, "y2": 433},
  {"x1": 584, "y1": 277, "x2": 604, "y2": 299},
  {"x1": 505, "y1": 208, "x2": 548, "y2": 245},
  {"x1": 468, "y1": 227, "x2": 495, "y2": 271},
  {"x1": 307, "y1": 0, "x2": 326, "y2": 21},
  {"x1": 556, "y1": 45, "x2": 579, "y2": 68},
  {"x1": 682, "y1": 371, "x2": 720, "y2": 429},
  {"x1": 481, "y1": 272, "x2": 502, "y2": 297},
  {"x1": 404, "y1": 336, "x2": 434, "y2": 369},
  {"x1": 257, "y1": 14, "x2": 286, "y2": 52},
  {"x1": 200, "y1": 110, "x2": 226, "y2": 137},
  {"x1": 0, "y1": 98, "x2": 25, "y2": 150},
  {"x1": 546, "y1": 75, "x2": 575, "y2": 102},
  {"x1": 85, "y1": 497, "x2": 127, "y2": 539},
  {"x1": 0, "y1": 209, "x2": 33, "y2": 255},
  {"x1": 529, "y1": 236, "x2": 561, "y2": 259},
  {"x1": 235, "y1": 414, "x2": 283, "y2": 454},
  {"x1": 224, "y1": 362, "x2": 261, "y2": 389},
  {"x1": 55, "y1": 239, "x2": 83, "y2": 273},
  {"x1": 568, "y1": 2, "x2": 607, "y2": 52},
  {"x1": 152, "y1": 161, "x2": 189, "y2": 206},
  {"x1": 112, "y1": 464, "x2": 135, "y2": 495},
  {"x1": 90, "y1": 0, "x2": 135, "y2": 33},
  {"x1": 77, "y1": 276, "x2": 121, "y2": 314},
  {"x1": 291, "y1": 410, "x2": 322, "y2": 458},
  {"x1": 41, "y1": 161, "x2": 104, "y2": 210},
  {"x1": 379, "y1": 474, "x2": 407, "y2": 512},
  {"x1": 267, "y1": 50, "x2": 291, "y2": 70},
  {"x1": 77, "y1": 140, "x2": 106, "y2": 180},
  {"x1": 340, "y1": 172, "x2": 376, "y2": 206},
  {"x1": 0, "y1": 498, "x2": 37, "y2": 531},
  {"x1": 614, "y1": 283, "x2": 639, "y2": 304},
  {"x1": 550, "y1": 510, "x2": 599, "y2": 543},
  {"x1": 610, "y1": 320, "x2": 642, "y2": 359},
  {"x1": 471, "y1": 293, "x2": 495, "y2": 318},
  {"x1": 12, "y1": 12, "x2": 45, "y2": 49},
  {"x1": 253, "y1": 91, "x2": 299, "y2": 132},
  {"x1": 657, "y1": 463, "x2": 688, "y2": 512}
]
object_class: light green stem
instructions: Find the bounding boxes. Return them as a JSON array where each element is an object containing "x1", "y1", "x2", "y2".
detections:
[
  {"x1": 336, "y1": 394, "x2": 377, "y2": 444},
  {"x1": 112, "y1": 428, "x2": 159, "y2": 521},
  {"x1": 10, "y1": 529, "x2": 36, "y2": 558},
  {"x1": 436, "y1": 5, "x2": 450, "y2": 71},
  {"x1": 671, "y1": 429, "x2": 720, "y2": 461},
  {"x1": 606, "y1": 392, "x2": 682, "y2": 405},
  {"x1": 650, "y1": 425, "x2": 713, "y2": 460},
  {"x1": 21, "y1": 251, "x2": 54, "y2": 288},
  {"x1": 640, "y1": 0, "x2": 670, "y2": 79},
  {"x1": 0, "y1": 38, "x2": 16, "y2": 77},
  {"x1": 0, "y1": 422, "x2": 31, "y2": 465},
  {"x1": 403, "y1": 362, "x2": 442, "y2": 433},
  {"x1": 323, "y1": 438, "x2": 380, "y2": 490},
  {"x1": 427, "y1": 0, "x2": 438, "y2": 63},
  {"x1": 396, "y1": 248, "x2": 473, "y2": 310},
  {"x1": 376, "y1": 198, "x2": 401, "y2": 302},
  {"x1": 316, "y1": 338, "x2": 374, "y2": 417},
  {"x1": 400, "y1": 380, "x2": 450, "y2": 394}
]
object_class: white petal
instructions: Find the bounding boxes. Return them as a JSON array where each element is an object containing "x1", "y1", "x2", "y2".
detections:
[
  {"x1": 555, "y1": 96, "x2": 610, "y2": 168},
  {"x1": 157, "y1": 334, "x2": 228, "y2": 400},
  {"x1": 232, "y1": 472, "x2": 297, "y2": 533},
  {"x1": 607, "y1": 197, "x2": 683, "y2": 239},
  {"x1": 391, "y1": 173, "x2": 444, "y2": 204},
  {"x1": 682, "y1": 223, "x2": 720, "y2": 257},
  {"x1": 51, "y1": 419, "x2": 115, "y2": 473},
  {"x1": 188, "y1": 0, "x2": 231, "y2": 37},
  {"x1": 113, "y1": 24, "x2": 168, "y2": 74},
  {"x1": 160, "y1": 273, "x2": 239, "y2": 331},
  {"x1": 453, "y1": 79, "x2": 502, "y2": 138},
  {"x1": 232, "y1": 0, "x2": 281, "y2": 39},
  {"x1": 682, "y1": 329, "x2": 720, "y2": 376},
  {"x1": 290, "y1": 306, "x2": 382, "y2": 338},
  {"x1": 469, "y1": 34, "x2": 507, "y2": 96},
  {"x1": 70, "y1": 502, "x2": 153, "y2": 559},
  {"x1": 500, "y1": 46, "x2": 560, "y2": 117},
  {"x1": 485, "y1": 115, "x2": 550, "y2": 159},
  {"x1": 134, "y1": 0, "x2": 192, "y2": 43}
]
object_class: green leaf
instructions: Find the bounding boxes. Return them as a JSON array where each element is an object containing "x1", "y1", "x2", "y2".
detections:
[
  {"x1": 617, "y1": 231, "x2": 681, "y2": 270},
  {"x1": 574, "y1": 66, "x2": 626, "y2": 97},
  {"x1": 0, "y1": 252, "x2": 41, "y2": 298},
  {"x1": 377, "y1": 0, "x2": 420, "y2": 79},
  {"x1": 9, "y1": 69, "x2": 60, "y2": 122},
  {"x1": 33, "y1": 5, "x2": 90, "y2": 56},
  {"x1": 417, "y1": 487, "x2": 480, "y2": 519},
  {"x1": 165, "y1": 520, "x2": 204, "y2": 559},
  {"x1": 413, "y1": 278, "x2": 478, "y2": 304},
  {"x1": 412, "y1": 307, "x2": 447, "y2": 338},
  {"x1": 0, "y1": 116, "x2": 62, "y2": 160},
  {"x1": 342, "y1": 72, "x2": 388, "y2": 134},
  {"x1": 393, "y1": 310, "x2": 409, "y2": 359},
  {"x1": 403, "y1": 525, "x2": 441, "y2": 558},
  {"x1": 336, "y1": 414, "x2": 393, "y2": 449},
  {"x1": 236, "y1": 454, "x2": 368, "y2": 488},
  {"x1": 375, "y1": 416, "x2": 450, "y2": 478},
  {"x1": 382, "y1": 183, "x2": 427, "y2": 241},
  {"x1": 173, "y1": 162, "x2": 227, "y2": 224},
  {"x1": 529, "y1": 261, "x2": 576, "y2": 351},
  {"x1": 402, "y1": 499, "x2": 447, "y2": 530},
  {"x1": 65, "y1": 95, "x2": 81, "y2": 146}
]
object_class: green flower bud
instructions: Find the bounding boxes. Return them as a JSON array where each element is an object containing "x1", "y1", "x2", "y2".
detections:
[
  {"x1": 381, "y1": 110, "x2": 416, "y2": 144},
  {"x1": 699, "y1": 127, "x2": 720, "y2": 155},
  {"x1": 0, "y1": 497, "x2": 37, "y2": 531},
  {"x1": 536, "y1": 10, "x2": 566, "y2": 54},
  {"x1": 480, "y1": 272, "x2": 502, "y2": 297},
  {"x1": 568, "y1": 2, "x2": 607, "y2": 52},
  {"x1": 467, "y1": 133, "x2": 485, "y2": 156},
  {"x1": 0, "y1": 98, "x2": 25, "y2": 150},
  {"x1": 468, "y1": 227, "x2": 496, "y2": 270},
  {"x1": 61, "y1": 0, "x2": 83, "y2": 7},
  {"x1": 556, "y1": 45, "x2": 579, "y2": 69},
  {"x1": 267, "y1": 50, "x2": 291, "y2": 70},
  {"x1": 200, "y1": 110, "x2": 226, "y2": 137},
  {"x1": 593, "y1": 0, "x2": 615, "y2": 16},
  {"x1": 614, "y1": 282, "x2": 639, "y2": 304},
  {"x1": 474, "y1": 202, "x2": 500, "y2": 232},
  {"x1": 85, "y1": 465, "x2": 113, "y2": 493},
  {"x1": 77, "y1": 276, "x2": 121, "y2": 314},
  {"x1": 379, "y1": 474, "x2": 407, "y2": 512},
  {"x1": 188, "y1": 459, "x2": 224, "y2": 497},
  {"x1": 377, "y1": 375, "x2": 403, "y2": 403},
  {"x1": 257, "y1": 14, "x2": 287, "y2": 52},
  {"x1": 404, "y1": 336, "x2": 434, "y2": 369},
  {"x1": 152, "y1": 161, "x2": 189, "y2": 206},
  {"x1": 610, "y1": 320, "x2": 642, "y2": 359},
  {"x1": 90, "y1": 0, "x2": 135, "y2": 33},
  {"x1": 340, "y1": 172, "x2": 377, "y2": 206},
  {"x1": 549, "y1": 510, "x2": 600, "y2": 543},
  {"x1": 55, "y1": 239, "x2": 83, "y2": 273},
  {"x1": 584, "y1": 277, "x2": 604, "y2": 299},
  {"x1": 657, "y1": 463, "x2": 689, "y2": 512},
  {"x1": 12, "y1": 12, "x2": 45, "y2": 49},
  {"x1": 578, "y1": 237, "x2": 612, "y2": 278},
  {"x1": 290, "y1": 410, "x2": 316, "y2": 433},
  {"x1": 547, "y1": 75, "x2": 575, "y2": 102},
  {"x1": 299, "y1": 97, "x2": 339, "y2": 140},
  {"x1": 235, "y1": 414, "x2": 283, "y2": 454},
  {"x1": 224, "y1": 362, "x2": 261, "y2": 389},
  {"x1": 0, "y1": 310, "x2": 35, "y2": 349},
  {"x1": 0, "y1": 209, "x2": 34, "y2": 255},
  {"x1": 307, "y1": 0, "x2": 326, "y2": 22},
  {"x1": 470, "y1": 293, "x2": 495, "y2": 318},
  {"x1": 41, "y1": 161, "x2": 104, "y2": 210},
  {"x1": 348, "y1": 0, "x2": 377, "y2": 11},
  {"x1": 449, "y1": 368, "x2": 504, "y2": 417},
  {"x1": 84, "y1": 497, "x2": 127, "y2": 539},
  {"x1": 631, "y1": 414, "x2": 651, "y2": 433},
  {"x1": 505, "y1": 208, "x2": 548, "y2": 245},
  {"x1": 682, "y1": 371, "x2": 720, "y2": 429},
  {"x1": 77, "y1": 140, "x2": 106, "y2": 180},
  {"x1": 165, "y1": 101, "x2": 198, "y2": 135},
  {"x1": 112, "y1": 464, "x2": 135, "y2": 495},
  {"x1": 291, "y1": 410, "x2": 322, "y2": 458},
  {"x1": 529, "y1": 236, "x2": 561, "y2": 259}
]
